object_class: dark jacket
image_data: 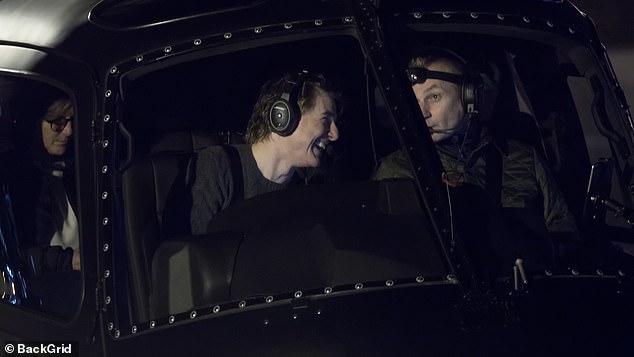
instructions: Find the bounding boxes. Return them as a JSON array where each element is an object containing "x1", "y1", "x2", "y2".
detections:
[{"x1": 373, "y1": 131, "x2": 578, "y2": 235}]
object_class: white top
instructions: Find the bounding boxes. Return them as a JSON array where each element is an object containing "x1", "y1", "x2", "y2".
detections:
[{"x1": 49, "y1": 194, "x2": 79, "y2": 250}]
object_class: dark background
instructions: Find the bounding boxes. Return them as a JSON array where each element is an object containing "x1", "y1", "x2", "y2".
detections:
[
  {"x1": 571, "y1": 0, "x2": 633, "y2": 49},
  {"x1": 572, "y1": 0, "x2": 633, "y2": 107}
]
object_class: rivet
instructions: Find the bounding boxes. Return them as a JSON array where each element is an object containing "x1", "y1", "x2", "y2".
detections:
[
  {"x1": 442, "y1": 12, "x2": 451, "y2": 18},
  {"x1": 265, "y1": 296, "x2": 274, "y2": 303},
  {"x1": 283, "y1": 23, "x2": 292, "y2": 29},
  {"x1": 386, "y1": 280, "x2": 394, "y2": 287},
  {"x1": 547, "y1": 20, "x2": 554, "y2": 27},
  {"x1": 316, "y1": 310, "x2": 322, "y2": 315},
  {"x1": 104, "y1": 269, "x2": 110, "y2": 278},
  {"x1": 413, "y1": 12, "x2": 422, "y2": 19},
  {"x1": 164, "y1": 46, "x2": 172, "y2": 53},
  {"x1": 596, "y1": 269, "x2": 604, "y2": 276},
  {"x1": 361, "y1": 204, "x2": 367, "y2": 208},
  {"x1": 545, "y1": 269, "x2": 553, "y2": 276},
  {"x1": 102, "y1": 217, "x2": 109, "y2": 226},
  {"x1": 497, "y1": 14, "x2": 505, "y2": 20},
  {"x1": 105, "y1": 90, "x2": 112, "y2": 98},
  {"x1": 401, "y1": 126, "x2": 407, "y2": 131},
  {"x1": 101, "y1": 165, "x2": 108, "y2": 174},
  {"x1": 190, "y1": 311, "x2": 197, "y2": 319},
  {"x1": 446, "y1": 274, "x2": 456, "y2": 282},
  {"x1": 102, "y1": 140, "x2": 109, "y2": 148},
  {"x1": 254, "y1": 27, "x2": 263, "y2": 34},
  {"x1": 324, "y1": 287, "x2": 332, "y2": 294},
  {"x1": 523, "y1": 16, "x2": 530, "y2": 23},
  {"x1": 131, "y1": 325, "x2": 137, "y2": 334},
  {"x1": 168, "y1": 315, "x2": 175, "y2": 324},
  {"x1": 107, "y1": 322, "x2": 114, "y2": 331},
  {"x1": 110, "y1": 66, "x2": 117, "y2": 74},
  {"x1": 470, "y1": 12, "x2": 478, "y2": 19},
  {"x1": 223, "y1": 32, "x2": 232, "y2": 39},
  {"x1": 355, "y1": 283, "x2": 364, "y2": 290},
  {"x1": 292, "y1": 314, "x2": 298, "y2": 320},
  {"x1": 103, "y1": 114, "x2": 111, "y2": 122},
  {"x1": 263, "y1": 319, "x2": 269, "y2": 325},
  {"x1": 114, "y1": 330, "x2": 120, "y2": 339},
  {"x1": 105, "y1": 296, "x2": 111, "y2": 305},
  {"x1": 294, "y1": 291, "x2": 303, "y2": 298},
  {"x1": 416, "y1": 276, "x2": 425, "y2": 283},
  {"x1": 571, "y1": 269, "x2": 579, "y2": 276},
  {"x1": 344, "y1": 16, "x2": 353, "y2": 23},
  {"x1": 417, "y1": 167, "x2": 422, "y2": 172},
  {"x1": 135, "y1": 55, "x2": 144, "y2": 62},
  {"x1": 568, "y1": 28, "x2": 575, "y2": 34},
  {"x1": 239, "y1": 300, "x2": 246, "y2": 308},
  {"x1": 193, "y1": 39, "x2": 202, "y2": 46},
  {"x1": 213, "y1": 305, "x2": 220, "y2": 314},
  {"x1": 314, "y1": 19, "x2": 323, "y2": 26},
  {"x1": 101, "y1": 192, "x2": 108, "y2": 200},
  {"x1": 618, "y1": 270, "x2": 626, "y2": 277},
  {"x1": 149, "y1": 321, "x2": 156, "y2": 329},
  {"x1": 103, "y1": 243, "x2": 109, "y2": 252}
]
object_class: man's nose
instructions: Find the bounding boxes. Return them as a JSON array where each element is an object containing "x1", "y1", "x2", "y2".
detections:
[
  {"x1": 328, "y1": 121, "x2": 339, "y2": 142},
  {"x1": 420, "y1": 104, "x2": 431, "y2": 120}
]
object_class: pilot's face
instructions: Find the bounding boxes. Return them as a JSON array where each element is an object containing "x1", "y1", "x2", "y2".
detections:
[
  {"x1": 286, "y1": 88, "x2": 339, "y2": 167},
  {"x1": 412, "y1": 61, "x2": 466, "y2": 143},
  {"x1": 41, "y1": 99, "x2": 73, "y2": 156}
]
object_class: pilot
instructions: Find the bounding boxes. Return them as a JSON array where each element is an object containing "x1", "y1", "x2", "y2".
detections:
[
  {"x1": 189, "y1": 71, "x2": 342, "y2": 235},
  {"x1": 373, "y1": 49, "x2": 578, "y2": 268}
]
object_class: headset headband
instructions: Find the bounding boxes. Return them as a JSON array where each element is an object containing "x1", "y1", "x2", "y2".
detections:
[{"x1": 406, "y1": 67, "x2": 465, "y2": 86}]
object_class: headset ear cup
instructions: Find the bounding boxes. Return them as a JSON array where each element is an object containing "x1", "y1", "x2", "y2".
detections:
[
  {"x1": 462, "y1": 80, "x2": 476, "y2": 114},
  {"x1": 266, "y1": 71, "x2": 308, "y2": 136},
  {"x1": 268, "y1": 98, "x2": 300, "y2": 136}
]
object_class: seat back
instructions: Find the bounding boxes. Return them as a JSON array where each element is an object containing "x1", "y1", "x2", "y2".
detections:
[{"x1": 122, "y1": 130, "x2": 219, "y2": 321}]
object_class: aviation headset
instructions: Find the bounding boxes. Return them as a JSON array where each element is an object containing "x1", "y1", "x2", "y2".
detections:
[
  {"x1": 406, "y1": 48, "x2": 484, "y2": 115},
  {"x1": 266, "y1": 70, "x2": 310, "y2": 136}
]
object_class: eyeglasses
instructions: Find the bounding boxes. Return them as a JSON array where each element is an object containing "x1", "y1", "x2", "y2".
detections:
[{"x1": 45, "y1": 116, "x2": 72, "y2": 133}]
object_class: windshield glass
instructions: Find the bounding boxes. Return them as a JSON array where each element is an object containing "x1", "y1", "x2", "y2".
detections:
[
  {"x1": 0, "y1": 75, "x2": 81, "y2": 320},
  {"x1": 379, "y1": 13, "x2": 634, "y2": 285},
  {"x1": 115, "y1": 35, "x2": 450, "y2": 323}
]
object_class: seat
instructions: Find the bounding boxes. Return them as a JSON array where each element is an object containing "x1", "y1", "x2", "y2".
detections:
[{"x1": 122, "y1": 129, "x2": 219, "y2": 321}]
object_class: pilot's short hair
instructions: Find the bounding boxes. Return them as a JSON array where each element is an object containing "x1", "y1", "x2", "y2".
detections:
[
  {"x1": 408, "y1": 52, "x2": 467, "y2": 77},
  {"x1": 245, "y1": 71, "x2": 342, "y2": 144}
]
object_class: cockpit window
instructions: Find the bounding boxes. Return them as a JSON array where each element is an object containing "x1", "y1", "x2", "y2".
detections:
[
  {"x1": 113, "y1": 35, "x2": 449, "y2": 322},
  {"x1": 0, "y1": 76, "x2": 81, "y2": 320},
  {"x1": 379, "y1": 17, "x2": 634, "y2": 282}
]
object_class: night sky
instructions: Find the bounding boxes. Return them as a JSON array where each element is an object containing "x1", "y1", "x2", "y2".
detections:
[{"x1": 572, "y1": 0, "x2": 633, "y2": 109}]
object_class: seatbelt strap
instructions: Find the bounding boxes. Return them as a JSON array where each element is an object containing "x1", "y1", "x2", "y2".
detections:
[{"x1": 223, "y1": 145, "x2": 244, "y2": 202}]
